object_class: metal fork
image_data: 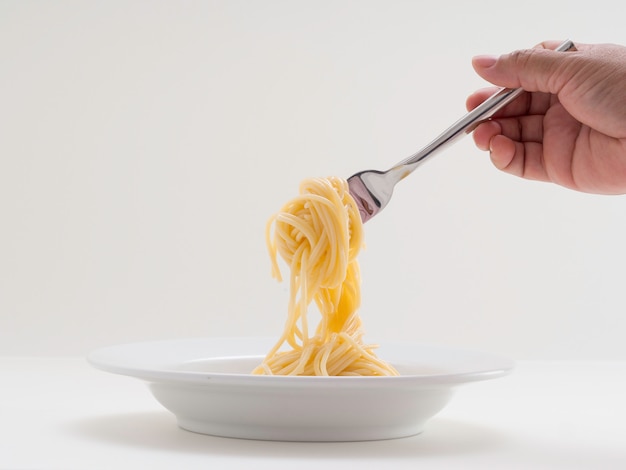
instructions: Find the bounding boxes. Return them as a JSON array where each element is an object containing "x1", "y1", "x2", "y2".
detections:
[{"x1": 348, "y1": 39, "x2": 576, "y2": 223}]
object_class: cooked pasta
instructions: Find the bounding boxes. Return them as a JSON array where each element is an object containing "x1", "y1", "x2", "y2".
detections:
[{"x1": 252, "y1": 176, "x2": 398, "y2": 376}]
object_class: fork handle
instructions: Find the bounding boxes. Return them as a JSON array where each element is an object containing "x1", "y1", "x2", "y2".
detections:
[{"x1": 395, "y1": 39, "x2": 576, "y2": 172}]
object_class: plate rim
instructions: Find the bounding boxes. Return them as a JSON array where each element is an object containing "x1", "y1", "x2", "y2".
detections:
[{"x1": 87, "y1": 337, "x2": 515, "y2": 387}]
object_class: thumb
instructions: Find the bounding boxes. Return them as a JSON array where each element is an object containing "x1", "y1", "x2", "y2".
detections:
[{"x1": 472, "y1": 43, "x2": 577, "y2": 94}]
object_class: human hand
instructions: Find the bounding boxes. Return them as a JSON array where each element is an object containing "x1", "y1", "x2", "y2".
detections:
[{"x1": 467, "y1": 41, "x2": 626, "y2": 194}]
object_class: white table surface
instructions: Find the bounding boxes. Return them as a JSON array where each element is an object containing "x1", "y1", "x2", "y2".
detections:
[{"x1": 1, "y1": 358, "x2": 625, "y2": 470}]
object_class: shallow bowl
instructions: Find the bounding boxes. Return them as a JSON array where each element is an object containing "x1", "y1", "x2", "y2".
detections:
[{"x1": 88, "y1": 337, "x2": 513, "y2": 442}]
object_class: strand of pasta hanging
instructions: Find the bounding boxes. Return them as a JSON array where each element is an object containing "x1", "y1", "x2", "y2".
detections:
[{"x1": 252, "y1": 176, "x2": 398, "y2": 376}]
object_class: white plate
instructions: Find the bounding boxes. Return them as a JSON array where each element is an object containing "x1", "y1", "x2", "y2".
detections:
[{"x1": 88, "y1": 337, "x2": 513, "y2": 442}]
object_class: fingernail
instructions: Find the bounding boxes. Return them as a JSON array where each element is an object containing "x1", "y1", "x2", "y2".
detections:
[{"x1": 472, "y1": 54, "x2": 498, "y2": 68}]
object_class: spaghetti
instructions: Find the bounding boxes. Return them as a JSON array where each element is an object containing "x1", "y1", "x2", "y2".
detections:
[{"x1": 252, "y1": 176, "x2": 398, "y2": 376}]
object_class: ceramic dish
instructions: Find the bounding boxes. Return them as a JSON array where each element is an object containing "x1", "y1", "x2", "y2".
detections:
[{"x1": 88, "y1": 337, "x2": 513, "y2": 442}]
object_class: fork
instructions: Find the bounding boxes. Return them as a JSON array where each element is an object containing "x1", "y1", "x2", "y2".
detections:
[{"x1": 348, "y1": 39, "x2": 576, "y2": 223}]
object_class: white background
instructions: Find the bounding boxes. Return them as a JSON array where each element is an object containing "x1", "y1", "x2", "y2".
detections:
[{"x1": 1, "y1": 0, "x2": 625, "y2": 359}]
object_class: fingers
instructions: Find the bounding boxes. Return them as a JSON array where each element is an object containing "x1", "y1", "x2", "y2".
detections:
[
  {"x1": 472, "y1": 120, "x2": 500, "y2": 151},
  {"x1": 472, "y1": 113, "x2": 554, "y2": 183},
  {"x1": 472, "y1": 116, "x2": 544, "y2": 152},
  {"x1": 474, "y1": 123, "x2": 551, "y2": 182},
  {"x1": 474, "y1": 126, "x2": 520, "y2": 175},
  {"x1": 467, "y1": 40, "x2": 586, "y2": 184},
  {"x1": 466, "y1": 40, "x2": 576, "y2": 184},
  {"x1": 489, "y1": 135, "x2": 548, "y2": 182},
  {"x1": 488, "y1": 134, "x2": 518, "y2": 173},
  {"x1": 471, "y1": 40, "x2": 580, "y2": 94}
]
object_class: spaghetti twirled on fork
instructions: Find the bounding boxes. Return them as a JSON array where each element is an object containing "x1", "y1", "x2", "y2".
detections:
[{"x1": 252, "y1": 177, "x2": 398, "y2": 376}]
